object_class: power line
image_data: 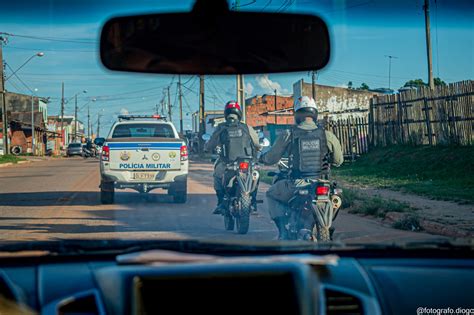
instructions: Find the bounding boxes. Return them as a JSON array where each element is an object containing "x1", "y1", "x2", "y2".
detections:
[
  {"x1": 5, "y1": 45, "x2": 96, "y2": 53},
  {"x1": 0, "y1": 32, "x2": 96, "y2": 44},
  {"x1": 5, "y1": 62, "x2": 35, "y2": 94},
  {"x1": 261, "y1": 0, "x2": 272, "y2": 11},
  {"x1": 233, "y1": 0, "x2": 256, "y2": 9},
  {"x1": 208, "y1": 77, "x2": 226, "y2": 103},
  {"x1": 276, "y1": 0, "x2": 289, "y2": 12}
]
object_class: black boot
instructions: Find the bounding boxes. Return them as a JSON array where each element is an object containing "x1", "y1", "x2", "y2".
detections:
[
  {"x1": 212, "y1": 190, "x2": 225, "y2": 215},
  {"x1": 273, "y1": 217, "x2": 289, "y2": 240}
]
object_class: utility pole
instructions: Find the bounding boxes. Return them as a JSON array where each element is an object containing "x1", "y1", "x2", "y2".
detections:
[
  {"x1": 31, "y1": 94, "x2": 34, "y2": 155},
  {"x1": 87, "y1": 104, "x2": 90, "y2": 139},
  {"x1": 178, "y1": 75, "x2": 183, "y2": 134},
  {"x1": 167, "y1": 85, "x2": 172, "y2": 122},
  {"x1": 199, "y1": 75, "x2": 205, "y2": 153},
  {"x1": 60, "y1": 82, "x2": 65, "y2": 147},
  {"x1": 234, "y1": 1, "x2": 245, "y2": 122},
  {"x1": 385, "y1": 55, "x2": 398, "y2": 90},
  {"x1": 424, "y1": 0, "x2": 435, "y2": 89},
  {"x1": 274, "y1": 89, "x2": 277, "y2": 124},
  {"x1": 97, "y1": 114, "x2": 101, "y2": 137},
  {"x1": 74, "y1": 95, "x2": 78, "y2": 142},
  {"x1": 0, "y1": 37, "x2": 8, "y2": 155},
  {"x1": 236, "y1": 74, "x2": 245, "y2": 122},
  {"x1": 311, "y1": 71, "x2": 317, "y2": 99}
]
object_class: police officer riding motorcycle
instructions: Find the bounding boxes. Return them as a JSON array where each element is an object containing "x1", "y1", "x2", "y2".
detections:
[
  {"x1": 260, "y1": 96, "x2": 343, "y2": 241},
  {"x1": 204, "y1": 101, "x2": 261, "y2": 220}
]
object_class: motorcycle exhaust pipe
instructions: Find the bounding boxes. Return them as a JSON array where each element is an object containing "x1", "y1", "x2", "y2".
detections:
[{"x1": 332, "y1": 195, "x2": 342, "y2": 210}]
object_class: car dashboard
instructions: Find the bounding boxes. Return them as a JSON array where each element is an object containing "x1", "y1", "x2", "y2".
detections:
[{"x1": 0, "y1": 250, "x2": 473, "y2": 315}]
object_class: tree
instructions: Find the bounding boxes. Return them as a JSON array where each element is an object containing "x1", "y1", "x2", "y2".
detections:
[
  {"x1": 434, "y1": 77, "x2": 446, "y2": 86},
  {"x1": 404, "y1": 79, "x2": 425, "y2": 88},
  {"x1": 403, "y1": 77, "x2": 446, "y2": 88},
  {"x1": 347, "y1": 81, "x2": 353, "y2": 89},
  {"x1": 359, "y1": 83, "x2": 369, "y2": 90}
]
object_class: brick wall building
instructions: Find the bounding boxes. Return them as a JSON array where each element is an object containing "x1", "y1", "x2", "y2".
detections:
[
  {"x1": 245, "y1": 94, "x2": 294, "y2": 127},
  {"x1": 293, "y1": 79, "x2": 380, "y2": 119}
]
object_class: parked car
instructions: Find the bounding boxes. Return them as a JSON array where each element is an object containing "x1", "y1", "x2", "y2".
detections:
[{"x1": 66, "y1": 143, "x2": 83, "y2": 157}]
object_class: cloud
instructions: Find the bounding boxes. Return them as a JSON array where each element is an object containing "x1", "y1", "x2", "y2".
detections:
[
  {"x1": 255, "y1": 74, "x2": 289, "y2": 95},
  {"x1": 245, "y1": 82, "x2": 254, "y2": 96}
]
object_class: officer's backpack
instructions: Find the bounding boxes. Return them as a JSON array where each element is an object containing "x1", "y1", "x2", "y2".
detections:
[
  {"x1": 219, "y1": 121, "x2": 255, "y2": 162},
  {"x1": 288, "y1": 126, "x2": 329, "y2": 178}
]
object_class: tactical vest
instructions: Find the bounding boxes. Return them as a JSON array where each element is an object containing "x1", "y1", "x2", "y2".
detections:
[
  {"x1": 219, "y1": 121, "x2": 255, "y2": 162},
  {"x1": 288, "y1": 126, "x2": 329, "y2": 178}
]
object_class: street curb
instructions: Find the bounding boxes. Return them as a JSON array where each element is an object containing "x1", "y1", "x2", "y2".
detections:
[{"x1": 0, "y1": 160, "x2": 31, "y2": 168}]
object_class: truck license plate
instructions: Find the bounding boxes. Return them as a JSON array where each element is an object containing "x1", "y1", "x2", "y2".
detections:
[{"x1": 132, "y1": 172, "x2": 156, "y2": 180}]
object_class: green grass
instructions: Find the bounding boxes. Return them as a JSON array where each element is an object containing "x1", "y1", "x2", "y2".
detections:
[
  {"x1": 341, "y1": 188, "x2": 414, "y2": 218},
  {"x1": 392, "y1": 215, "x2": 422, "y2": 231},
  {"x1": 0, "y1": 155, "x2": 25, "y2": 164},
  {"x1": 333, "y1": 145, "x2": 474, "y2": 203}
]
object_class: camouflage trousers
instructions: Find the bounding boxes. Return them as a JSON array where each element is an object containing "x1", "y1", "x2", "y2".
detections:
[{"x1": 266, "y1": 178, "x2": 310, "y2": 219}]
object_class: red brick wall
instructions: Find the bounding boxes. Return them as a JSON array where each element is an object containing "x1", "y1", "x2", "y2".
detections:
[{"x1": 245, "y1": 95, "x2": 294, "y2": 127}]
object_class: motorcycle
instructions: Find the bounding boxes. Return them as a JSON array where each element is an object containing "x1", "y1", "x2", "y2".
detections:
[
  {"x1": 268, "y1": 159, "x2": 342, "y2": 242},
  {"x1": 221, "y1": 158, "x2": 261, "y2": 234},
  {"x1": 82, "y1": 146, "x2": 96, "y2": 159}
]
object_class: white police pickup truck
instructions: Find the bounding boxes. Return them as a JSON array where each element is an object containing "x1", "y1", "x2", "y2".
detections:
[{"x1": 97, "y1": 115, "x2": 188, "y2": 204}]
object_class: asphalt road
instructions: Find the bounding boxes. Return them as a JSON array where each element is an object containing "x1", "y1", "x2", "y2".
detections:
[{"x1": 0, "y1": 158, "x2": 439, "y2": 245}]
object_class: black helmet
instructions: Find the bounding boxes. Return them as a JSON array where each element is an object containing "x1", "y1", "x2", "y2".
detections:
[
  {"x1": 224, "y1": 101, "x2": 242, "y2": 120},
  {"x1": 294, "y1": 96, "x2": 318, "y2": 124}
]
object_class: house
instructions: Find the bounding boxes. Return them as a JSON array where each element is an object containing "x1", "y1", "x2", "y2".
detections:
[
  {"x1": 293, "y1": 79, "x2": 380, "y2": 120},
  {"x1": 0, "y1": 92, "x2": 49, "y2": 155},
  {"x1": 191, "y1": 110, "x2": 224, "y2": 135},
  {"x1": 47, "y1": 115, "x2": 85, "y2": 147},
  {"x1": 243, "y1": 80, "x2": 380, "y2": 144}
]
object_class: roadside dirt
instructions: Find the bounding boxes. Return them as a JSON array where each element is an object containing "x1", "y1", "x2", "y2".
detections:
[{"x1": 340, "y1": 180, "x2": 474, "y2": 238}]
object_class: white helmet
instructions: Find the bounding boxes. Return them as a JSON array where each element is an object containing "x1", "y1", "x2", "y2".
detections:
[{"x1": 294, "y1": 96, "x2": 318, "y2": 123}]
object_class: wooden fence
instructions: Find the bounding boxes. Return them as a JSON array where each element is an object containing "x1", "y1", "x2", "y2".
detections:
[
  {"x1": 369, "y1": 80, "x2": 473, "y2": 146},
  {"x1": 327, "y1": 117, "x2": 369, "y2": 160}
]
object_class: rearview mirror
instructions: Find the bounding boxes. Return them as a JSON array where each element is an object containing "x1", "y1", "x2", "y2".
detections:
[
  {"x1": 94, "y1": 137, "x2": 105, "y2": 146},
  {"x1": 100, "y1": 0, "x2": 330, "y2": 75},
  {"x1": 260, "y1": 138, "x2": 270, "y2": 147}
]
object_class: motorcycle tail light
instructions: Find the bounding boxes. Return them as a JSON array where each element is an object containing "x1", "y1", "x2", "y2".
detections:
[
  {"x1": 316, "y1": 186, "x2": 329, "y2": 196},
  {"x1": 180, "y1": 145, "x2": 188, "y2": 161},
  {"x1": 102, "y1": 145, "x2": 110, "y2": 161},
  {"x1": 239, "y1": 162, "x2": 249, "y2": 171}
]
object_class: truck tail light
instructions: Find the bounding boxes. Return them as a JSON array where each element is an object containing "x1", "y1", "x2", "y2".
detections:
[
  {"x1": 102, "y1": 145, "x2": 110, "y2": 161},
  {"x1": 316, "y1": 185, "x2": 329, "y2": 196},
  {"x1": 180, "y1": 145, "x2": 188, "y2": 161}
]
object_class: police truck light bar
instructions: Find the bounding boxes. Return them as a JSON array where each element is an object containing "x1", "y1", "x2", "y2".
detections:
[{"x1": 118, "y1": 115, "x2": 167, "y2": 121}]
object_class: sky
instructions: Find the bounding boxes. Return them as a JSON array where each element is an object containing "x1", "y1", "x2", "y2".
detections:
[{"x1": 1, "y1": 0, "x2": 473, "y2": 134}]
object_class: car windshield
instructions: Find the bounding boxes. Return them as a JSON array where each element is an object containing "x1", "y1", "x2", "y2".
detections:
[
  {"x1": 0, "y1": 0, "x2": 472, "y2": 252},
  {"x1": 112, "y1": 123, "x2": 175, "y2": 138}
]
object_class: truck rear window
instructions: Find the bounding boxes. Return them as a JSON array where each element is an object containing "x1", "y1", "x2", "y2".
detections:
[{"x1": 112, "y1": 123, "x2": 175, "y2": 138}]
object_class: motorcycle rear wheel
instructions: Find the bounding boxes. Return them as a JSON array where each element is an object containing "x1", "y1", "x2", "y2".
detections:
[
  {"x1": 236, "y1": 194, "x2": 251, "y2": 234},
  {"x1": 315, "y1": 223, "x2": 331, "y2": 242}
]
